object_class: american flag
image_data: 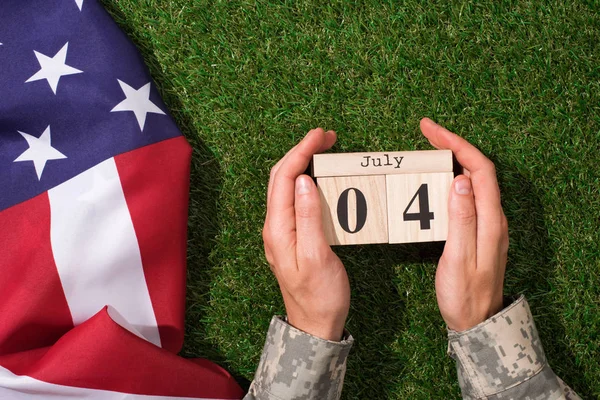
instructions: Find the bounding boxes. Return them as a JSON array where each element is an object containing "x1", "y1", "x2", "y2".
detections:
[{"x1": 0, "y1": 1, "x2": 243, "y2": 398}]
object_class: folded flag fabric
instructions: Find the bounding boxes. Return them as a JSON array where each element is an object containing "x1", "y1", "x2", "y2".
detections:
[{"x1": 0, "y1": 1, "x2": 244, "y2": 398}]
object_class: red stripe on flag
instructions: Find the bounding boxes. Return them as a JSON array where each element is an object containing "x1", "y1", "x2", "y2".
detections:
[
  {"x1": 0, "y1": 193, "x2": 73, "y2": 355},
  {"x1": 0, "y1": 307, "x2": 244, "y2": 399},
  {"x1": 114, "y1": 136, "x2": 192, "y2": 353}
]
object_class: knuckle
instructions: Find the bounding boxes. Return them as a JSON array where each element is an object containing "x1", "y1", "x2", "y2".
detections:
[
  {"x1": 269, "y1": 164, "x2": 279, "y2": 181},
  {"x1": 439, "y1": 253, "x2": 460, "y2": 270},
  {"x1": 263, "y1": 246, "x2": 276, "y2": 271},
  {"x1": 500, "y1": 214, "x2": 509, "y2": 233},
  {"x1": 295, "y1": 203, "x2": 319, "y2": 219},
  {"x1": 262, "y1": 225, "x2": 271, "y2": 245},
  {"x1": 452, "y1": 207, "x2": 476, "y2": 224},
  {"x1": 501, "y1": 236, "x2": 509, "y2": 254},
  {"x1": 491, "y1": 215, "x2": 510, "y2": 248},
  {"x1": 264, "y1": 252, "x2": 275, "y2": 268},
  {"x1": 484, "y1": 160, "x2": 497, "y2": 174}
]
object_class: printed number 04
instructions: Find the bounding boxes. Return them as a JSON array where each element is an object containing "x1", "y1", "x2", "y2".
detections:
[{"x1": 336, "y1": 184, "x2": 435, "y2": 234}]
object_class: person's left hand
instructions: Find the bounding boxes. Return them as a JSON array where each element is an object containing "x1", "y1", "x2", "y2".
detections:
[
  {"x1": 262, "y1": 128, "x2": 350, "y2": 341},
  {"x1": 420, "y1": 118, "x2": 508, "y2": 331}
]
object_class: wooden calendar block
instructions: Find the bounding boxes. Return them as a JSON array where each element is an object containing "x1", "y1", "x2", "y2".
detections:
[
  {"x1": 386, "y1": 172, "x2": 454, "y2": 244},
  {"x1": 317, "y1": 175, "x2": 388, "y2": 245},
  {"x1": 313, "y1": 150, "x2": 452, "y2": 178}
]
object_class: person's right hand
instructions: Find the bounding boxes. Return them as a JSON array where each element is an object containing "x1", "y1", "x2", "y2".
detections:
[
  {"x1": 420, "y1": 118, "x2": 509, "y2": 332},
  {"x1": 262, "y1": 128, "x2": 351, "y2": 342}
]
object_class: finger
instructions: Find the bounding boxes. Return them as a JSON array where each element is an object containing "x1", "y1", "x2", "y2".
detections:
[
  {"x1": 320, "y1": 130, "x2": 337, "y2": 152},
  {"x1": 294, "y1": 175, "x2": 330, "y2": 267},
  {"x1": 267, "y1": 130, "x2": 336, "y2": 210},
  {"x1": 444, "y1": 175, "x2": 477, "y2": 269},
  {"x1": 265, "y1": 129, "x2": 335, "y2": 271},
  {"x1": 269, "y1": 128, "x2": 329, "y2": 216},
  {"x1": 420, "y1": 118, "x2": 503, "y2": 222},
  {"x1": 267, "y1": 129, "x2": 330, "y2": 265},
  {"x1": 420, "y1": 118, "x2": 496, "y2": 174}
]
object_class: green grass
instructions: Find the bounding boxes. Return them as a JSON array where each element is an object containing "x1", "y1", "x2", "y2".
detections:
[{"x1": 101, "y1": 1, "x2": 600, "y2": 398}]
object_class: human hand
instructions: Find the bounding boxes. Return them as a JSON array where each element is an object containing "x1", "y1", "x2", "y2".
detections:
[
  {"x1": 420, "y1": 118, "x2": 509, "y2": 332},
  {"x1": 262, "y1": 128, "x2": 350, "y2": 341}
]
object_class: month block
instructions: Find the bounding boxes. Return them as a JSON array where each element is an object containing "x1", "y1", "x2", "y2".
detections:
[
  {"x1": 386, "y1": 172, "x2": 453, "y2": 244},
  {"x1": 317, "y1": 175, "x2": 388, "y2": 245},
  {"x1": 313, "y1": 150, "x2": 452, "y2": 177}
]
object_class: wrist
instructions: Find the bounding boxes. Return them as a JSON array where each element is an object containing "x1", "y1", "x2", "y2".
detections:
[
  {"x1": 447, "y1": 295, "x2": 507, "y2": 332},
  {"x1": 287, "y1": 315, "x2": 346, "y2": 341}
]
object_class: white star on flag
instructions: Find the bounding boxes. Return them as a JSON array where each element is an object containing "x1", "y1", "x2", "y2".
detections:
[
  {"x1": 14, "y1": 126, "x2": 67, "y2": 180},
  {"x1": 26, "y1": 42, "x2": 83, "y2": 95},
  {"x1": 75, "y1": 0, "x2": 84, "y2": 11},
  {"x1": 111, "y1": 80, "x2": 165, "y2": 131}
]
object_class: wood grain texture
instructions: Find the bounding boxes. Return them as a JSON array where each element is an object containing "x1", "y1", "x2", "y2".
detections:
[
  {"x1": 386, "y1": 172, "x2": 454, "y2": 244},
  {"x1": 312, "y1": 150, "x2": 452, "y2": 177},
  {"x1": 318, "y1": 175, "x2": 388, "y2": 245}
]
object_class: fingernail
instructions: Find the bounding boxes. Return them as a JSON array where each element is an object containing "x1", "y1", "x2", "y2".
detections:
[
  {"x1": 296, "y1": 176, "x2": 311, "y2": 195},
  {"x1": 428, "y1": 118, "x2": 440, "y2": 127},
  {"x1": 455, "y1": 177, "x2": 472, "y2": 195}
]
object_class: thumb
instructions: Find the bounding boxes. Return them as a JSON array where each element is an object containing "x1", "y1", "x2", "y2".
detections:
[
  {"x1": 444, "y1": 175, "x2": 477, "y2": 267},
  {"x1": 294, "y1": 175, "x2": 330, "y2": 260}
]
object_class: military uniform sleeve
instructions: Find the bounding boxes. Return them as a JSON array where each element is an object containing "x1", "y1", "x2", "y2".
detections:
[
  {"x1": 244, "y1": 316, "x2": 354, "y2": 400},
  {"x1": 447, "y1": 295, "x2": 581, "y2": 400}
]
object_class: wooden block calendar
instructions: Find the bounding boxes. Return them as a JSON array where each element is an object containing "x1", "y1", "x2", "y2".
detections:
[{"x1": 312, "y1": 150, "x2": 454, "y2": 245}]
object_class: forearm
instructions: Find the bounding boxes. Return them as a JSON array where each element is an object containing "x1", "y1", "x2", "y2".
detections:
[
  {"x1": 448, "y1": 296, "x2": 580, "y2": 400},
  {"x1": 243, "y1": 316, "x2": 353, "y2": 400}
]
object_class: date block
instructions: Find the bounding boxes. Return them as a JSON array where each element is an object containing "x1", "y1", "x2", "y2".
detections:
[
  {"x1": 313, "y1": 150, "x2": 453, "y2": 245},
  {"x1": 386, "y1": 172, "x2": 453, "y2": 243},
  {"x1": 317, "y1": 175, "x2": 388, "y2": 245}
]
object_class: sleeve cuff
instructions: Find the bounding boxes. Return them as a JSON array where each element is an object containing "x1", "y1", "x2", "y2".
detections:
[
  {"x1": 447, "y1": 295, "x2": 551, "y2": 399},
  {"x1": 249, "y1": 316, "x2": 354, "y2": 400}
]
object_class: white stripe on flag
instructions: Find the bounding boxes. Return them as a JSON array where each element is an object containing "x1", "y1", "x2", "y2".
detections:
[
  {"x1": 0, "y1": 366, "x2": 224, "y2": 400},
  {"x1": 48, "y1": 158, "x2": 161, "y2": 347}
]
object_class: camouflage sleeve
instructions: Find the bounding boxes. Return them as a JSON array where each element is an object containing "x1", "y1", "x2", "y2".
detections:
[
  {"x1": 244, "y1": 316, "x2": 354, "y2": 400},
  {"x1": 447, "y1": 295, "x2": 581, "y2": 400}
]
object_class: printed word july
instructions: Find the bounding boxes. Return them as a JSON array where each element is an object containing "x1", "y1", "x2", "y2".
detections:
[{"x1": 360, "y1": 154, "x2": 404, "y2": 168}]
